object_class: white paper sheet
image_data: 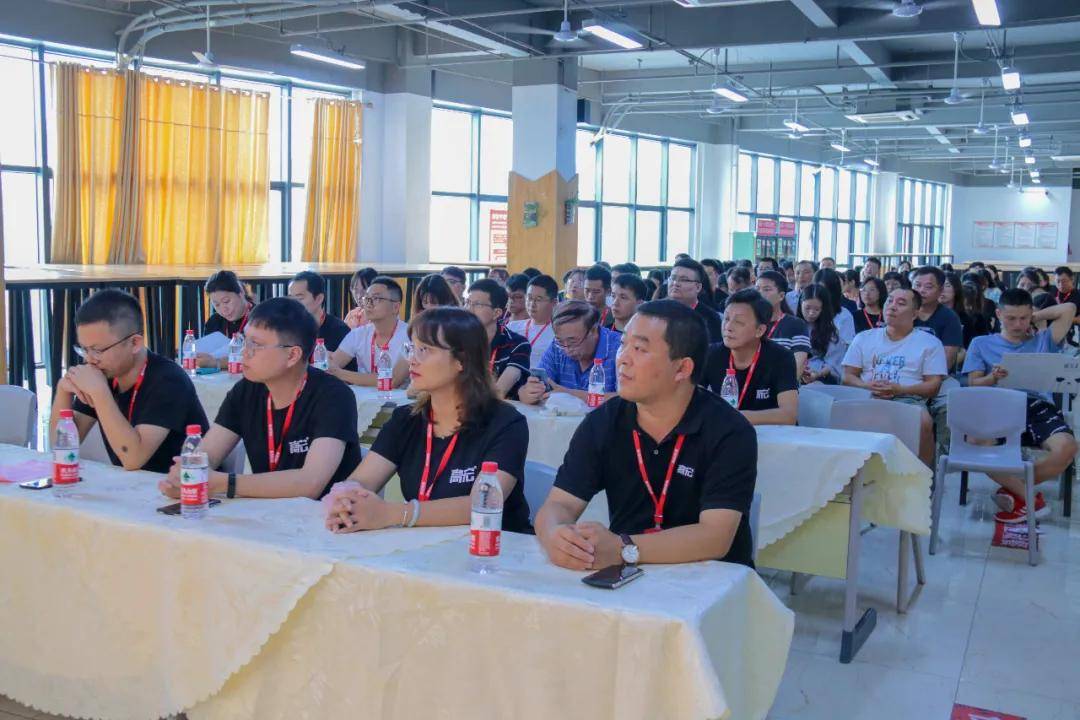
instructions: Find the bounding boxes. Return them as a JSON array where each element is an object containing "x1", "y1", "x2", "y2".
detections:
[{"x1": 195, "y1": 331, "x2": 231, "y2": 359}]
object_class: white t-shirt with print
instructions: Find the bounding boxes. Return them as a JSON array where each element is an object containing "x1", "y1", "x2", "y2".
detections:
[
  {"x1": 336, "y1": 320, "x2": 409, "y2": 373},
  {"x1": 506, "y1": 319, "x2": 555, "y2": 369},
  {"x1": 841, "y1": 326, "x2": 948, "y2": 387}
]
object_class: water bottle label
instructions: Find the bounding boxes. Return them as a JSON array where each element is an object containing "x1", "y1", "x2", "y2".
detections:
[
  {"x1": 469, "y1": 510, "x2": 502, "y2": 557},
  {"x1": 313, "y1": 360, "x2": 329, "y2": 371},
  {"x1": 53, "y1": 449, "x2": 79, "y2": 485},
  {"x1": 587, "y1": 390, "x2": 603, "y2": 408},
  {"x1": 180, "y1": 467, "x2": 209, "y2": 506},
  {"x1": 723, "y1": 394, "x2": 738, "y2": 409},
  {"x1": 228, "y1": 358, "x2": 242, "y2": 374},
  {"x1": 377, "y1": 371, "x2": 392, "y2": 392},
  {"x1": 182, "y1": 356, "x2": 196, "y2": 371}
]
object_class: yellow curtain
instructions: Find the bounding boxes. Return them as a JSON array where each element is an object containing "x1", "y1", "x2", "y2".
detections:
[
  {"x1": 52, "y1": 64, "x2": 270, "y2": 265},
  {"x1": 51, "y1": 64, "x2": 127, "y2": 264},
  {"x1": 302, "y1": 98, "x2": 363, "y2": 262}
]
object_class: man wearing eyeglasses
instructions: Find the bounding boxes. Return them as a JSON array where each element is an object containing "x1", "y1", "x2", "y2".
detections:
[
  {"x1": 466, "y1": 279, "x2": 531, "y2": 399},
  {"x1": 441, "y1": 266, "x2": 468, "y2": 305},
  {"x1": 50, "y1": 289, "x2": 208, "y2": 473},
  {"x1": 518, "y1": 301, "x2": 620, "y2": 406},
  {"x1": 507, "y1": 274, "x2": 558, "y2": 368},
  {"x1": 329, "y1": 276, "x2": 410, "y2": 388},
  {"x1": 159, "y1": 297, "x2": 361, "y2": 501},
  {"x1": 666, "y1": 258, "x2": 724, "y2": 342}
]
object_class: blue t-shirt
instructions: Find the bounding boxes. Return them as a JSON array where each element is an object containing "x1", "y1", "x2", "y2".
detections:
[
  {"x1": 961, "y1": 329, "x2": 1061, "y2": 400},
  {"x1": 915, "y1": 304, "x2": 964, "y2": 348},
  {"x1": 541, "y1": 325, "x2": 621, "y2": 392}
]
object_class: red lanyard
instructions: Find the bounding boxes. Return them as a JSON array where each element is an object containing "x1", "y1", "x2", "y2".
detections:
[
  {"x1": 863, "y1": 309, "x2": 878, "y2": 328},
  {"x1": 600, "y1": 307, "x2": 609, "y2": 326},
  {"x1": 419, "y1": 413, "x2": 459, "y2": 502},
  {"x1": 766, "y1": 318, "x2": 780, "y2": 339},
  {"x1": 112, "y1": 360, "x2": 147, "y2": 423},
  {"x1": 728, "y1": 344, "x2": 762, "y2": 410},
  {"x1": 631, "y1": 430, "x2": 687, "y2": 532},
  {"x1": 369, "y1": 321, "x2": 399, "y2": 372},
  {"x1": 1058, "y1": 291, "x2": 1070, "y2": 305},
  {"x1": 236, "y1": 309, "x2": 250, "y2": 335},
  {"x1": 489, "y1": 346, "x2": 498, "y2": 372},
  {"x1": 524, "y1": 320, "x2": 549, "y2": 346},
  {"x1": 266, "y1": 374, "x2": 307, "y2": 472}
]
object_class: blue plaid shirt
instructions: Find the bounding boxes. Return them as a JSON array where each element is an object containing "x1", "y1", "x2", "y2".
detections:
[{"x1": 540, "y1": 326, "x2": 621, "y2": 392}]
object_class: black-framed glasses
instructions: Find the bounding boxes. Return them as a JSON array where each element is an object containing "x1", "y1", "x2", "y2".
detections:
[
  {"x1": 667, "y1": 275, "x2": 701, "y2": 286},
  {"x1": 73, "y1": 332, "x2": 138, "y2": 361},
  {"x1": 362, "y1": 295, "x2": 396, "y2": 308},
  {"x1": 241, "y1": 339, "x2": 298, "y2": 355},
  {"x1": 462, "y1": 300, "x2": 494, "y2": 311}
]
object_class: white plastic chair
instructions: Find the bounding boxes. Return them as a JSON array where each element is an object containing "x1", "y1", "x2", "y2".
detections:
[
  {"x1": 524, "y1": 460, "x2": 557, "y2": 524},
  {"x1": 830, "y1": 398, "x2": 927, "y2": 612},
  {"x1": 750, "y1": 492, "x2": 761, "y2": 563},
  {"x1": 802, "y1": 383, "x2": 872, "y2": 402},
  {"x1": 797, "y1": 386, "x2": 836, "y2": 428},
  {"x1": 0, "y1": 385, "x2": 37, "y2": 448},
  {"x1": 932, "y1": 387, "x2": 1038, "y2": 565}
]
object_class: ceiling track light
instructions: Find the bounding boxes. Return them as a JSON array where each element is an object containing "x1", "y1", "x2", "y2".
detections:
[
  {"x1": 290, "y1": 44, "x2": 365, "y2": 70},
  {"x1": 1000, "y1": 64, "x2": 1021, "y2": 91},
  {"x1": 581, "y1": 22, "x2": 642, "y2": 49},
  {"x1": 1010, "y1": 103, "x2": 1029, "y2": 126},
  {"x1": 830, "y1": 129, "x2": 851, "y2": 154},
  {"x1": 1025, "y1": 154, "x2": 1036, "y2": 165},
  {"x1": 713, "y1": 81, "x2": 748, "y2": 103},
  {"x1": 972, "y1": 0, "x2": 1001, "y2": 26},
  {"x1": 1018, "y1": 132, "x2": 1032, "y2": 148}
]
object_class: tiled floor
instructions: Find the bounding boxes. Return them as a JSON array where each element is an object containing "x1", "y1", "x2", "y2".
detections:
[
  {"x1": 2, "y1": 471, "x2": 1076, "y2": 720},
  {"x1": 766, "y1": 470, "x2": 1080, "y2": 720}
]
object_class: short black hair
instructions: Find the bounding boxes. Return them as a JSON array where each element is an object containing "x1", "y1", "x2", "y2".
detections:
[
  {"x1": 521, "y1": 267, "x2": 542, "y2": 279},
  {"x1": 594, "y1": 261, "x2": 612, "y2": 271},
  {"x1": 727, "y1": 266, "x2": 752, "y2": 286},
  {"x1": 291, "y1": 270, "x2": 327, "y2": 302},
  {"x1": 1018, "y1": 269, "x2": 1041, "y2": 286},
  {"x1": 725, "y1": 288, "x2": 772, "y2": 326},
  {"x1": 563, "y1": 267, "x2": 585, "y2": 283},
  {"x1": 205, "y1": 270, "x2": 245, "y2": 296},
  {"x1": 611, "y1": 262, "x2": 641, "y2": 276},
  {"x1": 527, "y1": 274, "x2": 559, "y2": 300},
  {"x1": 613, "y1": 273, "x2": 648, "y2": 301},
  {"x1": 883, "y1": 270, "x2": 911, "y2": 289},
  {"x1": 351, "y1": 267, "x2": 377, "y2": 289},
  {"x1": 585, "y1": 264, "x2": 612, "y2": 289},
  {"x1": 889, "y1": 286, "x2": 922, "y2": 310},
  {"x1": 758, "y1": 269, "x2": 790, "y2": 293},
  {"x1": 1055, "y1": 266, "x2": 1074, "y2": 279},
  {"x1": 865, "y1": 256, "x2": 882, "y2": 268},
  {"x1": 248, "y1": 297, "x2": 317, "y2": 359},
  {"x1": 913, "y1": 265, "x2": 945, "y2": 287},
  {"x1": 701, "y1": 258, "x2": 724, "y2": 274},
  {"x1": 468, "y1": 278, "x2": 508, "y2": 312},
  {"x1": 634, "y1": 299, "x2": 708, "y2": 383},
  {"x1": 506, "y1": 273, "x2": 530, "y2": 293},
  {"x1": 552, "y1": 299, "x2": 599, "y2": 331},
  {"x1": 75, "y1": 288, "x2": 144, "y2": 337},
  {"x1": 370, "y1": 275, "x2": 404, "y2": 302},
  {"x1": 736, "y1": 259, "x2": 754, "y2": 269},
  {"x1": 842, "y1": 269, "x2": 860, "y2": 284},
  {"x1": 999, "y1": 288, "x2": 1034, "y2": 308},
  {"x1": 758, "y1": 256, "x2": 777, "y2": 269},
  {"x1": 441, "y1": 266, "x2": 467, "y2": 282}
]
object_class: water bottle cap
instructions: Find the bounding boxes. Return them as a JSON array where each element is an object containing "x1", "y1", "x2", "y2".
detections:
[
  {"x1": 593, "y1": 358, "x2": 603, "y2": 365},
  {"x1": 186, "y1": 424, "x2": 202, "y2": 436},
  {"x1": 185, "y1": 329, "x2": 194, "y2": 335},
  {"x1": 316, "y1": 338, "x2": 325, "y2": 345},
  {"x1": 726, "y1": 368, "x2": 736, "y2": 375},
  {"x1": 481, "y1": 461, "x2": 498, "y2": 474},
  {"x1": 59, "y1": 409, "x2": 74, "y2": 419}
]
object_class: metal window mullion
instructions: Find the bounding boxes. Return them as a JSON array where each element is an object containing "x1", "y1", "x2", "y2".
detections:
[
  {"x1": 594, "y1": 138, "x2": 604, "y2": 261},
  {"x1": 283, "y1": 82, "x2": 294, "y2": 262},
  {"x1": 36, "y1": 45, "x2": 52, "y2": 264},
  {"x1": 469, "y1": 111, "x2": 481, "y2": 261},
  {"x1": 659, "y1": 141, "x2": 670, "y2": 262},
  {"x1": 627, "y1": 136, "x2": 638, "y2": 263}
]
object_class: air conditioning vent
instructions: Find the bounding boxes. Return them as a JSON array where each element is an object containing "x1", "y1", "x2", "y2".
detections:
[{"x1": 845, "y1": 110, "x2": 922, "y2": 124}]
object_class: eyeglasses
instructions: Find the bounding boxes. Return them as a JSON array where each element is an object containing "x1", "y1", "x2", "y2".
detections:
[
  {"x1": 462, "y1": 300, "x2": 494, "y2": 311},
  {"x1": 242, "y1": 338, "x2": 298, "y2": 355},
  {"x1": 74, "y1": 333, "x2": 138, "y2": 360},
  {"x1": 402, "y1": 342, "x2": 437, "y2": 361},
  {"x1": 362, "y1": 295, "x2": 395, "y2": 308},
  {"x1": 667, "y1": 275, "x2": 700, "y2": 286},
  {"x1": 554, "y1": 331, "x2": 591, "y2": 350}
]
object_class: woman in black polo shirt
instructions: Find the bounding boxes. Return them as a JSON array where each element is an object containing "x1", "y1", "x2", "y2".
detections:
[
  {"x1": 199, "y1": 270, "x2": 254, "y2": 369},
  {"x1": 325, "y1": 307, "x2": 532, "y2": 534}
]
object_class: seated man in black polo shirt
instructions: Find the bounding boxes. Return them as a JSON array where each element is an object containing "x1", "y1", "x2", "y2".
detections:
[
  {"x1": 288, "y1": 270, "x2": 354, "y2": 369},
  {"x1": 702, "y1": 289, "x2": 798, "y2": 426},
  {"x1": 535, "y1": 300, "x2": 757, "y2": 570},
  {"x1": 610, "y1": 274, "x2": 648, "y2": 333},
  {"x1": 465, "y1": 278, "x2": 531, "y2": 399},
  {"x1": 584, "y1": 264, "x2": 615, "y2": 329},
  {"x1": 52, "y1": 289, "x2": 208, "y2": 473},
  {"x1": 159, "y1": 298, "x2": 361, "y2": 500},
  {"x1": 665, "y1": 257, "x2": 724, "y2": 341}
]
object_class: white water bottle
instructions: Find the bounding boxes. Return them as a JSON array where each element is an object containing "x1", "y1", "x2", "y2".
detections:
[
  {"x1": 587, "y1": 358, "x2": 605, "y2": 409},
  {"x1": 312, "y1": 338, "x2": 329, "y2": 371},
  {"x1": 377, "y1": 346, "x2": 393, "y2": 400},
  {"x1": 53, "y1": 409, "x2": 80, "y2": 496},
  {"x1": 469, "y1": 461, "x2": 503, "y2": 574},
  {"x1": 180, "y1": 425, "x2": 209, "y2": 520},
  {"x1": 228, "y1": 333, "x2": 244, "y2": 374},
  {"x1": 181, "y1": 329, "x2": 197, "y2": 377},
  {"x1": 721, "y1": 368, "x2": 740, "y2": 409}
]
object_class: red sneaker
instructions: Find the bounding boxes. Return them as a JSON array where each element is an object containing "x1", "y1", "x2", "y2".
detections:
[{"x1": 995, "y1": 493, "x2": 1050, "y2": 524}]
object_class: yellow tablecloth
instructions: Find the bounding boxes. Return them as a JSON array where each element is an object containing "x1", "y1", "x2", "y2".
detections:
[{"x1": 0, "y1": 446, "x2": 794, "y2": 720}]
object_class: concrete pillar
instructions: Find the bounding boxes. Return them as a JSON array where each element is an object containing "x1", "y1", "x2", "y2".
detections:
[
  {"x1": 871, "y1": 171, "x2": 899, "y2": 255},
  {"x1": 695, "y1": 142, "x2": 738, "y2": 260}
]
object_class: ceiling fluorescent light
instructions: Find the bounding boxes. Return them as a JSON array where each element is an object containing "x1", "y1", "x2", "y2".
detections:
[
  {"x1": 1010, "y1": 105, "x2": 1029, "y2": 126},
  {"x1": 1025, "y1": 154, "x2": 1036, "y2": 165},
  {"x1": 1018, "y1": 133, "x2": 1032, "y2": 148},
  {"x1": 1029, "y1": 170, "x2": 1040, "y2": 178},
  {"x1": 863, "y1": 157, "x2": 880, "y2": 167},
  {"x1": 783, "y1": 118, "x2": 809, "y2": 133},
  {"x1": 1051, "y1": 155, "x2": 1080, "y2": 163},
  {"x1": 830, "y1": 140, "x2": 851, "y2": 153},
  {"x1": 1000, "y1": 65, "x2": 1021, "y2": 91},
  {"x1": 290, "y1": 44, "x2": 365, "y2": 70},
  {"x1": 713, "y1": 82, "x2": 748, "y2": 103},
  {"x1": 581, "y1": 22, "x2": 642, "y2": 49},
  {"x1": 1030, "y1": 178, "x2": 1041, "y2": 185},
  {"x1": 971, "y1": 0, "x2": 1001, "y2": 26}
]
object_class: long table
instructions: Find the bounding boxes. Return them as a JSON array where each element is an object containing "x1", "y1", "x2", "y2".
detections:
[
  {"x1": 3, "y1": 262, "x2": 497, "y2": 392},
  {"x1": 0, "y1": 445, "x2": 794, "y2": 720}
]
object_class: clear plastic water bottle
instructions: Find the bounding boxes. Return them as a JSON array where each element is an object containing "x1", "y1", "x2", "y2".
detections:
[
  {"x1": 721, "y1": 368, "x2": 740, "y2": 409},
  {"x1": 181, "y1": 329, "x2": 197, "y2": 377},
  {"x1": 587, "y1": 358, "x2": 605, "y2": 409},
  {"x1": 312, "y1": 338, "x2": 329, "y2": 371},
  {"x1": 228, "y1": 333, "x2": 244, "y2": 374},
  {"x1": 180, "y1": 425, "x2": 209, "y2": 520},
  {"x1": 470, "y1": 461, "x2": 503, "y2": 574},
  {"x1": 377, "y1": 346, "x2": 394, "y2": 400},
  {"x1": 53, "y1": 409, "x2": 80, "y2": 496}
]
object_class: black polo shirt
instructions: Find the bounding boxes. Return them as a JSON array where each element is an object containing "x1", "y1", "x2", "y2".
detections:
[
  {"x1": 203, "y1": 306, "x2": 251, "y2": 339},
  {"x1": 853, "y1": 308, "x2": 883, "y2": 334},
  {"x1": 214, "y1": 367, "x2": 361, "y2": 498},
  {"x1": 490, "y1": 325, "x2": 531, "y2": 399},
  {"x1": 317, "y1": 313, "x2": 355, "y2": 371},
  {"x1": 701, "y1": 339, "x2": 797, "y2": 412},
  {"x1": 371, "y1": 400, "x2": 532, "y2": 533},
  {"x1": 72, "y1": 351, "x2": 209, "y2": 474},
  {"x1": 553, "y1": 388, "x2": 757, "y2": 567},
  {"x1": 694, "y1": 301, "x2": 724, "y2": 342}
]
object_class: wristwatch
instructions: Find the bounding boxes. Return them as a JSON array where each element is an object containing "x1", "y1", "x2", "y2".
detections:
[{"x1": 619, "y1": 533, "x2": 640, "y2": 565}]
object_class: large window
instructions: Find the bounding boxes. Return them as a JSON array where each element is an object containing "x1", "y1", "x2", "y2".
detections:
[
  {"x1": 429, "y1": 104, "x2": 511, "y2": 263},
  {"x1": 897, "y1": 177, "x2": 949, "y2": 259},
  {"x1": 736, "y1": 151, "x2": 872, "y2": 266},
  {"x1": 577, "y1": 129, "x2": 695, "y2": 266},
  {"x1": 0, "y1": 37, "x2": 350, "y2": 267}
]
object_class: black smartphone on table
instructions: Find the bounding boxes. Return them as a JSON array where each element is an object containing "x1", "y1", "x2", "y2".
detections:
[
  {"x1": 529, "y1": 368, "x2": 552, "y2": 392},
  {"x1": 157, "y1": 499, "x2": 222, "y2": 515},
  {"x1": 582, "y1": 564, "x2": 644, "y2": 590}
]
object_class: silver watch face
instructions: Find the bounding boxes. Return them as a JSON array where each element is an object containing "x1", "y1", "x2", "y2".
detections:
[{"x1": 621, "y1": 543, "x2": 640, "y2": 564}]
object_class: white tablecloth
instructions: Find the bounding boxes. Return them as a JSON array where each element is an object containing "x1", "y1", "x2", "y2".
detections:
[{"x1": 0, "y1": 446, "x2": 794, "y2": 720}]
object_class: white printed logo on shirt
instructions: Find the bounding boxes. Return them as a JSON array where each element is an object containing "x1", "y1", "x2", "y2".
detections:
[
  {"x1": 756, "y1": 389, "x2": 771, "y2": 400},
  {"x1": 288, "y1": 437, "x2": 310, "y2": 455},
  {"x1": 676, "y1": 464, "x2": 695, "y2": 479},
  {"x1": 871, "y1": 353, "x2": 906, "y2": 383},
  {"x1": 448, "y1": 467, "x2": 476, "y2": 485}
]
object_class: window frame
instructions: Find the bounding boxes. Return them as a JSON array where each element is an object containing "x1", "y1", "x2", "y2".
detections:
[{"x1": 896, "y1": 176, "x2": 949, "y2": 262}]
